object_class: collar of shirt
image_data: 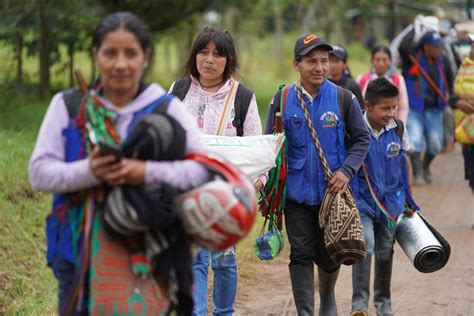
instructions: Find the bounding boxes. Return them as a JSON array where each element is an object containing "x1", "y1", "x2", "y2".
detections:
[
  {"x1": 363, "y1": 111, "x2": 397, "y2": 139},
  {"x1": 190, "y1": 75, "x2": 233, "y2": 96},
  {"x1": 298, "y1": 80, "x2": 327, "y2": 102}
]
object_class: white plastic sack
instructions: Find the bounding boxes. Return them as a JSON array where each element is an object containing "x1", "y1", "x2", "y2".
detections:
[
  {"x1": 201, "y1": 134, "x2": 285, "y2": 182},
  {"x1": 390, "y1": 15, "x2": 439, "y2": 67}
]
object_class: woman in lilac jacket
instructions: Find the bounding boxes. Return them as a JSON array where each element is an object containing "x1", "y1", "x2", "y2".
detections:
[{"x1": 29, "y1": 12, "x2": 208, "y2": 315}]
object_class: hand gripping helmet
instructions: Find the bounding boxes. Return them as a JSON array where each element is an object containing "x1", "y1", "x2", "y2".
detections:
[{"x1": 177, "y1": 152, "x2": 257, "y2": 251}]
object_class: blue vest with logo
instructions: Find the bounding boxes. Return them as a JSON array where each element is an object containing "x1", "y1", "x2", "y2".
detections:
[
  {"x1": 45, "y1": 94, "x2": 169, "y2": 266},
  {"x1": 356, "y1": 127, "x2": 405, "y2": 221},
  {"x1": 404, "y1": 52, "x2": 448, "y2": 112},
  {"x1": 283, "y1": 80, "x2": 355, "y2": 205}
]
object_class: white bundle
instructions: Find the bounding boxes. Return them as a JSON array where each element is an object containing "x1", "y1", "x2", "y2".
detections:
[{"x1": 201, "y1": 134, "x2": 285, "y2": 182}]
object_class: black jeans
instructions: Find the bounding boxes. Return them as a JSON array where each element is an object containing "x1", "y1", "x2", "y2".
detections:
[
  {"x1": 462, "y1": 144, "x2": 474, "y2": 191},
  {"x1": 284, "y1": 199, "x2": 339, "y2": 273}
]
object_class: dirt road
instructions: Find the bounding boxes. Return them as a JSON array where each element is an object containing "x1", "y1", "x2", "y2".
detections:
[{"x1": 235, "y1": 145, "x2": 474, "y2": 315}]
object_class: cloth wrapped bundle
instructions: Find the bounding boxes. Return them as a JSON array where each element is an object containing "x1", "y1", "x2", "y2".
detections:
[
  {"x1": 396, "y1": 212, "x2": 450, "y2": 273},
  {"x1": 200, "y1": 134, "x2": 285, "y2": 182}
]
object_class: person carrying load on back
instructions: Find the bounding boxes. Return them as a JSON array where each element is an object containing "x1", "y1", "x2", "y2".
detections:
[
  {"x1": 399, "y1": 30, "x2": 456, "y2": 185},
  {"x1": 264, "y1": 34, "x2": 370, "y2": 316},
  {"x1": 28, "y1": 12, "x2": 209, "y2": 315},
  {"x1": 169, "y1": 26, "x2": 264, "y2": 316},
  {"x1": 357, "y1": 44, "x2": 409, "y2": 124}
]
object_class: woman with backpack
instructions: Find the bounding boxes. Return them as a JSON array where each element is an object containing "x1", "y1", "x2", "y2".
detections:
[
  {"x1": 357, "y1": 44, "x2": 409, "y2": 124},
  {"x1": 28, "y1": 12, "x2": 209, "y2": 315},
  {"x1": 169, "y1": 26, "x2": 264, "y2": 316}
]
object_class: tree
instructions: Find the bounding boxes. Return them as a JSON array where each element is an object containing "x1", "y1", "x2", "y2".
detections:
[
  {"x1": 97, "y1": 0, "x2": 213, "y2": 32},
  {"x1": 36, "y1": 0, "x2": 50, "y2": 98},
  {"x1": 53, "y1": 3, "x2": 101, "y2": 86},
  {"x1": 0, "y1": 0, "x2": 35, "y2": 89}
]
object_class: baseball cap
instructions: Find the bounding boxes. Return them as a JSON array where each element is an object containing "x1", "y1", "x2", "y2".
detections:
[
  {"x1": 422, "y1": 31, "x2": 444, "y2": 47},
  {"x1": 294, "y1": 34, "x2": 333, "y2": 59},
  {"x1": 330, "y1": 44, "x2": 348, "y2": 61}
]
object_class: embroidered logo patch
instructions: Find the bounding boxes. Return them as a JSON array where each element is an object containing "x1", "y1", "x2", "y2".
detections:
[
  {"x1": 304, "y1": 34, "x2": 318, "y2": 45},
  {"x1": 386, "y1": 142, "x2": 401, "y2": 157},
  {"x1": 319, "y1": 111, "x2": 338, "y2": 128}
]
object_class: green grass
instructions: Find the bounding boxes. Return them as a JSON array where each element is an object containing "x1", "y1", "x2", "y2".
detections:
[
  {"x1": 0, "y1": 97, "x2": 57, "y2": 315},
  {"x1": 0, "y1": 31, "x2": 373, "y2": 313}
]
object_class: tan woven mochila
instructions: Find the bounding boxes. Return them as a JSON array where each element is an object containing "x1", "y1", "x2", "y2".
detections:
[{"x1": 295, "y1": 84, "x2": 366, "y2": 265}]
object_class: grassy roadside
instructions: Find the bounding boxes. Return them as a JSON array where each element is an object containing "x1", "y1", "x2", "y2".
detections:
[{"x1": 0, "y1": 97, "x2": 56, "y2": 314}]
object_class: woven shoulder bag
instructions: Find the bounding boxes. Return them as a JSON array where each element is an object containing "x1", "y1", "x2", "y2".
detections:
[{"x1": 295, "y1": 84, "x2": 366, "y2": 265}]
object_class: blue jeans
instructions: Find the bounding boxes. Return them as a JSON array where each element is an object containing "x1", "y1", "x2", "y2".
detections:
[
  {"x1": 51, "y1": 255, "x2": 88, "y2": 316},
  {"x1": 407, "y1": 108, "x2": 444, "y2": 155},
  {"x1": 192, "y1": 248, "x2": 237, "y2": 316},
  {"x1": 360, "y1": 214, "x2": 396, "y2": 260}
]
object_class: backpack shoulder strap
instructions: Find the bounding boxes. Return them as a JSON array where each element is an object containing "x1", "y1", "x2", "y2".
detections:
[
  {"x1": 232, "y1": 83, "x2": 254, "y2": 137},
  {"x1": 336, "y1": 85, "x2": 352, "y2": 124},
  {"x1": 170, "y1": 76, "x2": 192, "y2": 101},
  {"x1": 151, "y1": 95, "x2": 172, "y2": 115},
  {"x1": 391, "y1": 74, "x2": 400, "y2": 88},
  {"x1": 358, "y1": 72, "x2": 371, "y2": 93},
  {"x1": 62, "y1": 88, "x2": 83, "y2": 118},
  {"x1": 393, "y1": 118, "x2": 405, "y2": 141},
  {"x1": 274, "y1": 84, "x2": 290, "y2": 114}
]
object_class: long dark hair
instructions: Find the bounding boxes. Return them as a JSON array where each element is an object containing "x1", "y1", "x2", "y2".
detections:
[
  {"x1": 92, "y1": 12, "x2": 154, "y2": 57},
  {"x1": 185, "y1": 26, "x2": 238, "y2": 80}
]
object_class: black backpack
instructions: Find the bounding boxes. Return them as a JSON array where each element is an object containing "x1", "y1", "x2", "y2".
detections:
[{"x1": 170, "y1": 76, "x2": 254, "y2": 136}]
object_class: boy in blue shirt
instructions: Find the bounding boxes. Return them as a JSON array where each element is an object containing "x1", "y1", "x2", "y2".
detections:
[{"x1": 352, "y1": 78, "x2": 410, "y2": 316}]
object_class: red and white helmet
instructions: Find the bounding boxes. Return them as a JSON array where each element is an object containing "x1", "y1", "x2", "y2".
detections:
[{"x1": 177, "y1": 152, "x2": 257, "y2": 251}]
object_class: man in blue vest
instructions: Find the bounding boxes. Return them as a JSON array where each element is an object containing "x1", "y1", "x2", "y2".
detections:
[
  {"x1": 401, "y1": 30, "x2": 455, "y2": 185},
  {"x1": 265, "y1": 34, "x2": 370, "y2": 316}
]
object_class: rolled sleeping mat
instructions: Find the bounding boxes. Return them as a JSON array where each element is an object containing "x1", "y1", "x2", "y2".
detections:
[{"x1": 396, "y1": 212, "x2": 450, "y2": 273}]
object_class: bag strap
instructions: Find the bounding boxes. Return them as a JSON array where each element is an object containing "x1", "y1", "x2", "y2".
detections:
[
  {"x1": 337, "y1": 86, "x2": 352, "y2": 144},
  {"x1": 408, "y1": 54, "x2": 449, "y2": 104},
  {"x1": 360, "y1": 163, "x2": 398, "y2": 228},
  {"x1": 271, "y1": 84, "x2": 290, "y2": 133},
  {"x1": 232, "y1": 84, "x2": 254, "y2": 136},
  {"x1": 393, "y1": 118, "x2": 404, "y2": 141},
  {"x1": 391, "y1": 74, "x2": 400, "y2": 88},
  {"x1": 63, "y1": 88, "x2": 84, "y2": 118},
  {"x1": 294, "y1": 84, "x2": 334, "y2": 180},
  {"x1": 170, "y1": 76, "x2": 192, "y2": 101},
  {"x1": 215, "y1": 80, "x2": 240, "y2": 135},
  {"x1": 358, "y1": 72, "x2": 371, "y2": 95}
]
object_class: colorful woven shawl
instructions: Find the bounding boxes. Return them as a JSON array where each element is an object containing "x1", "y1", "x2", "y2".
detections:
[{"x1": 64, "y1": 85, "x2": 166, "y2": 315}]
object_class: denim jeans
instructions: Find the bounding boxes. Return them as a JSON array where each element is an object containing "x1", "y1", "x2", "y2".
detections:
[
  {"x1": 407, "y1": 108, "x2": 444, "y2": 155},
  {"x1": 192, "y1": 247, "x2": 237, "y2": 316},
  {"x1": 51, "y1": 255, "x2": 88, "y2": 316},
  {"x1": 360, "y1": 214, "x2": 396, "y2": 260}
]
